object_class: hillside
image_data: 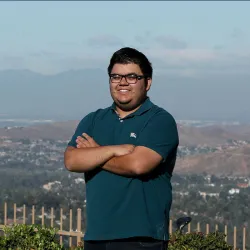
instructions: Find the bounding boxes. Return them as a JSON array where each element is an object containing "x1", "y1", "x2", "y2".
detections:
[
  {"x1": 0, "y1": 120, "x2": 78, "y2": 140},
  {"x1": 177, "y1": 124, "x2": 248, "y2": 146},
  {"x1": 1, "y1": 120, "x2": 249, "y2": 146},
  {"x1": 176, "y1": 145, "x2": 250, "y2": 176},
  {"x1": 1, "y1": 120, "x2": 250, "y2": 176}
]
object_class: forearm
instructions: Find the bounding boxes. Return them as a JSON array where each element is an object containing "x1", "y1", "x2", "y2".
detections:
[
  {"x1": 64, "y1": 146, "x2": 115, "y2": 173},
  {"x1": 102, "y1": 154, "x2": 139, "y2": 176}
]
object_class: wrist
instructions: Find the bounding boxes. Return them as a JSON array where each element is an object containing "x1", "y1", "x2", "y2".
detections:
[{"x1": 106, "y1": 145, "x2": 119, "y2": 157}]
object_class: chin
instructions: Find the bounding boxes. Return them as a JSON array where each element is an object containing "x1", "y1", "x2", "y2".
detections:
[
  {"x1": 114, "y1": 95, "x2": 130, "y2": 103},
  {"x1": 117, "y1": 98, "x2": 132, "y2": 105},
  {"x1": 118, "y1": 98, "x2": 130, "y2": 103},
  {"x1": 116, "y1": 101, "x2": 138, "y2": 112}
]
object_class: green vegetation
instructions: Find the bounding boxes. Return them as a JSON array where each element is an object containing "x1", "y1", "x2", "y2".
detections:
[
  {"x1": 168, "y1": 230, "x2": 233, "y2": 250},
  {"x1": 0, "y1": 138, "x2": 249, "y2": 248},
  {"x1": 0, "y1": 223, "x2": 234, "y2": 250},
  {"x1": 0, "y1": 224, "x2": 64, "y2": 250},
  {"x1": 0, "y1": 224, "x2": 85, "y2": 249}
]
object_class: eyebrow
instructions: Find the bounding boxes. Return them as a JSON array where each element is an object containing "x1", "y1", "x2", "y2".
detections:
[{"x1": 110, "y1": 72, "x2": 141, "y2": 75}]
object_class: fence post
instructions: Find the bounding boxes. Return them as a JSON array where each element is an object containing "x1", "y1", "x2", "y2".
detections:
[
  {"x1": 224, "y1": 225, "x2": 227, "y2": 242},
  {"x1": 60, "y1": 208, "x2": 63, "y2": 245},
  {"x1": 50, "y1": 207, "x2": 54, "y2": 227},
  {"x1": 4, "y1": 202, "x2": 7, "y2": 225},
  {"x1": 32, "y1": 205, "x2": 35, "y2": 224},
  {"x1": 41, "y1": 206, "x2": 44, "y2": 226},
  {"x1": 13, "y1": 203, "x2": 16, "y2": 224},
  {"x1": 243, "y1": 227, "x2": 246, "y2": 250},
  {"x1": 197, "y1": 222, "x2": 200, "y2": 232},
  {"x1": 69, "y1": 209, "x2": 73, "y2": 247},
  {"x1": 206, "y1": 224, "x2": 209, "y2": 235},
  {"x1": 23, "y1": 204, "x2": 26, "y2": 224},
  {"x1": 169, "y1": 219, "x2": 172, "y2": 235},
  {"x1": 77, "y1": 208, "x2": 82, "y2": 246},
  {"x1": 234, "y1": 226, "x2": 237, "y2": 250}
]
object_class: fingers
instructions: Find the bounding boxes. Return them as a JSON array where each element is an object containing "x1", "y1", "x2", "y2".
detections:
[
  {"x1": 76, "y1": 135, "x2": 89, "y2": 148},
  {"x1": 76, "y1": 133, "x2": 97, "y2": 148},
  {"x1": 82, "y1": 133, "x2": 99, "y2": 147},
  {"x1": 76, "y1": 136, "x2": 85, "y2": 143},
  {"x1": 76, "y1": 136, "x2": 85, "y2": 144},
  {"x1": 82, "y1": 133, "x2": 93, "y2": 142}
]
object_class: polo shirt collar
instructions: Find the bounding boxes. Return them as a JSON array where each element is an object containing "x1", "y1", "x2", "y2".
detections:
[{"x1": 110, "y1": 97, "x2": 153, "y2": 118}]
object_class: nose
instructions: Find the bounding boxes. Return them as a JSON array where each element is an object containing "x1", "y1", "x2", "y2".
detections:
[{"x1": 119, "y1": 76, "x2": 129, "y2": 85}]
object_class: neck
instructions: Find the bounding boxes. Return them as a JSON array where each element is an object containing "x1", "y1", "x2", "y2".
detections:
[{"x1": 115, "y1": 105, "x2": 141, "y2": 119}]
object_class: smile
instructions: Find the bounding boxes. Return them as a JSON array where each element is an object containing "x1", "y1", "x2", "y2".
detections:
[{"x1": 119, "y1": 90, "x2": 129, "y2": 92}]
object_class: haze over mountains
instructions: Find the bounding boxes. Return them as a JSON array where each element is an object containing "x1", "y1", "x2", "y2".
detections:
[{"x1": 0, "y1": 69, "x2": 249, "y2": 122}]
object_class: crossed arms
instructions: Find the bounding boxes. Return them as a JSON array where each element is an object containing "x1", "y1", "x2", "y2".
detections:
[
  {"x1": 64, "y1": 133, "x2": 163, "y2": 176},
  {"x1": 64, "y1": 113, "x2": 179, "y2": 177}
]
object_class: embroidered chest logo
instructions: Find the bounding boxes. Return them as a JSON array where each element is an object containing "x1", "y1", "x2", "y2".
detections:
[{"x1": 130, "y1": 132, "x2": 137, "y2": 138}]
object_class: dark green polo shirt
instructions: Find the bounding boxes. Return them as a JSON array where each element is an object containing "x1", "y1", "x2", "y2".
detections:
[{"x1": 68, "y1": 97, "x2": 179, "y2": 241}]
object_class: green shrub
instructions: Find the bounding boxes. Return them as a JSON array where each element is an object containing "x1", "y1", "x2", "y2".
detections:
[
  {"x1": 70, "y1": 241, "x2": 84, "y2": 249},
  {"x1": 168, "y1": 230, "x2": 234, "y2": 250},
  {"x1": 0, "y1": 224, "x2": 64, "y2": 250},
  {"x1": 0, "y1": 224, "x2": 236, "y2": 250}
]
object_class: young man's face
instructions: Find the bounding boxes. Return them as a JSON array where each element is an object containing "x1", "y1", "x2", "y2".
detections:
[{"x1": 109, "y1": 63, "x2": 152, "y2": 112}]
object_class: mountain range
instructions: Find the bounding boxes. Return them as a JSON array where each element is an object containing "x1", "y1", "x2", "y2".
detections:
[{"x1": 0, "y1": 69, "x2": 249, "y2": 122}]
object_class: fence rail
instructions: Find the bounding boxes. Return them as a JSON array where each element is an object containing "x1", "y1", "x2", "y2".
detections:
[{"x1": 0, "y1": 202, "x2": 248, "y2": 249}]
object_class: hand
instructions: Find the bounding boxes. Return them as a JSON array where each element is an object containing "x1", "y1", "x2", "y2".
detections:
[
  {"x1": 76, "y1": 133, "x2": 100, "y2": 148},
  {"x1": 113, "y1": 144, "x2": 135, "y2": 157}
]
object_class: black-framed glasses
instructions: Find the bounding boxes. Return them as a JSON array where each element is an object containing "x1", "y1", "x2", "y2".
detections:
[{"x1": 109, "y1": 73, "x2": 146, "y2": 84}]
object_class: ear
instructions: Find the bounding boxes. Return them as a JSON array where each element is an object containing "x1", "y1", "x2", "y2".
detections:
[{"x1": 146, "y1": 78, "x2": 152, "y2": 91}]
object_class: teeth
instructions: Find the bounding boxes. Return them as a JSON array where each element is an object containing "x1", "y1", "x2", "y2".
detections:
[{"x1": 120, "y1": 90, "x2": 128, "y2": 92}]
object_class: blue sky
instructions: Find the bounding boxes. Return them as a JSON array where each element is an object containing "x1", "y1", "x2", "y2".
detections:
[
  {"x1": 0, "y1": 1, "x2": 250, "y2": 121},
  {"x1": 0, "y1": 1, "x2": 250, "y2": 75}
]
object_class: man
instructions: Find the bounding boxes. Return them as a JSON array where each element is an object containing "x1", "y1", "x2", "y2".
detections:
[{"x1": 64, "y1": 47, "x2": 179, "y2": 250}]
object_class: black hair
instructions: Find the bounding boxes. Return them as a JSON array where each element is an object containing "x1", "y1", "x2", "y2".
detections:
[{"x1": 107, "y1": 47, "x2": 153, "y2": 78}]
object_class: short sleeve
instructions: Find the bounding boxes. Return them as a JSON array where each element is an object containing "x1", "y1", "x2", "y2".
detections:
[
  {"x1": 67, "y1": 112, "x2": 95, "y2": 148},
  {"x1": 137, "y1": 110, "x2": 179, "y2": 162}
]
